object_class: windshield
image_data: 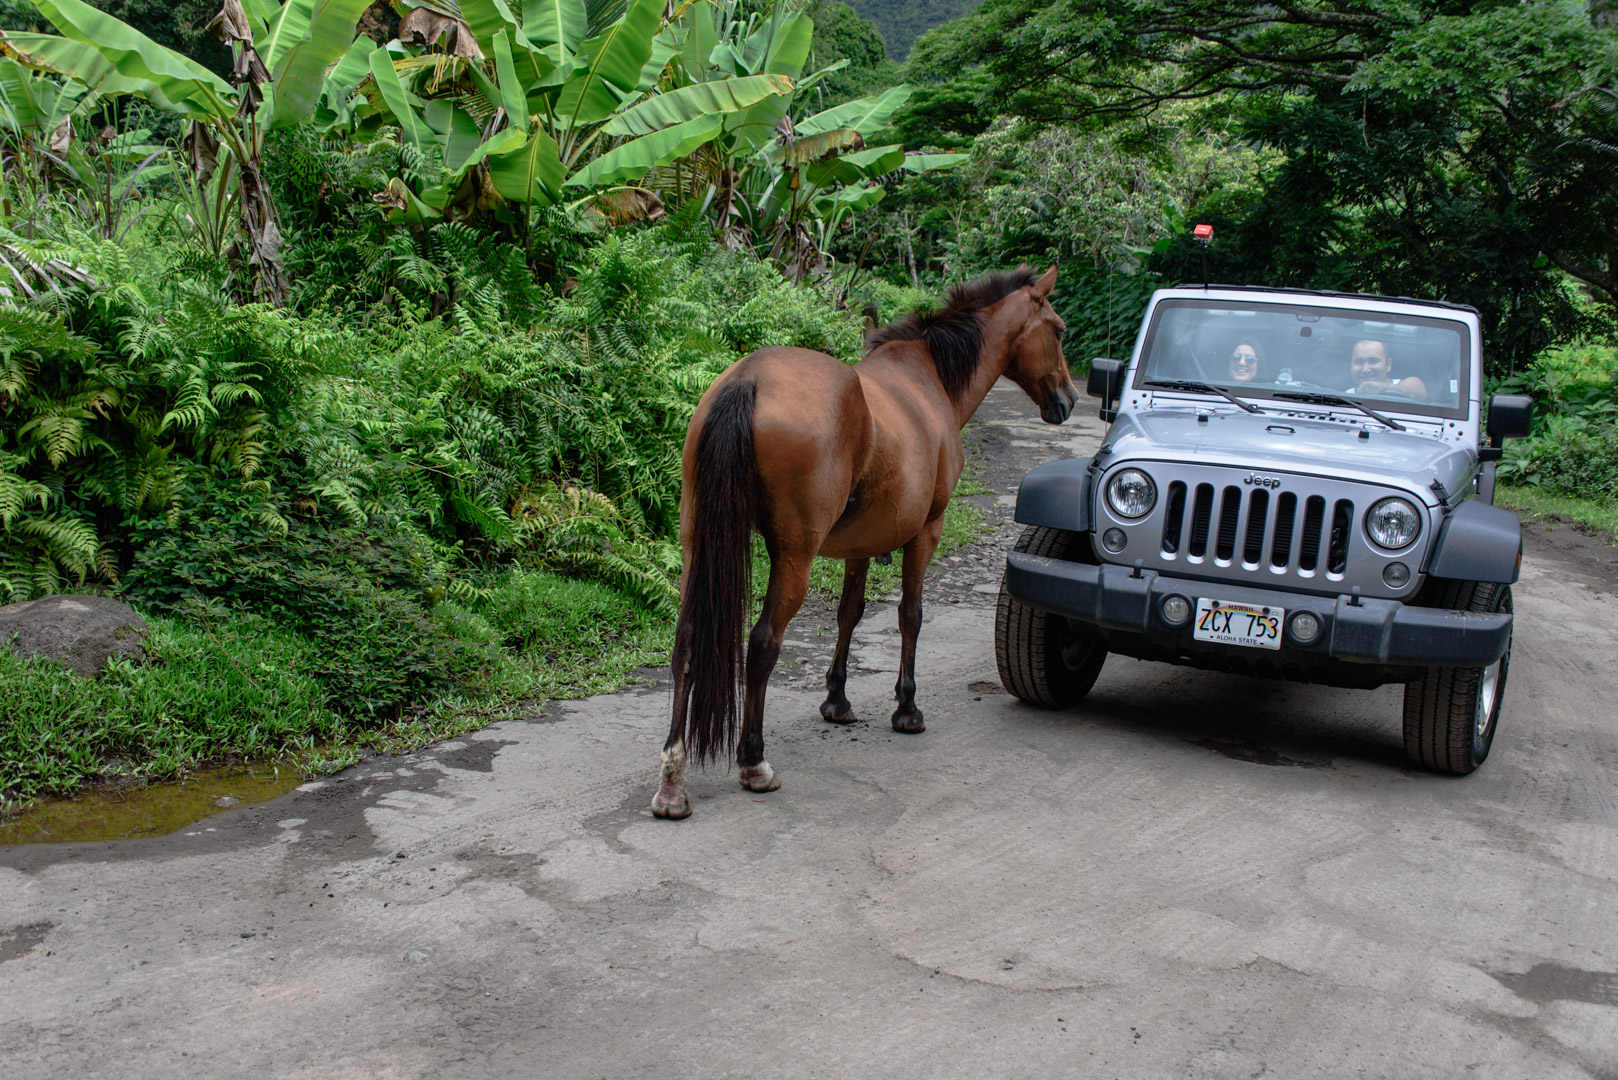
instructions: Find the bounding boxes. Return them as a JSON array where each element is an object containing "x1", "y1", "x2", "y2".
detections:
[{"x1": 1133, "y1": 298, "x2": 1472, "y2": 419}]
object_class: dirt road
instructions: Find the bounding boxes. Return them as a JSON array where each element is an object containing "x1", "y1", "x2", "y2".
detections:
[{"x1": 4, "y1": 383, "x2": 1617, "y2": 1079}]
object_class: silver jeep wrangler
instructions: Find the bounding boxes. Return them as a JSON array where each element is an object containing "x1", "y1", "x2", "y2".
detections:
[{"x1": 996, "y1": 285, "x2": 1533, "y2": 774}]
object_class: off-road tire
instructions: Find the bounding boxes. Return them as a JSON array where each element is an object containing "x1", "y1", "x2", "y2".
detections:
[
  {"x1": 995, "y1": 526, "x2": 1107, "y2": 707},
  {"x1": 1402, "y1": 578, "x2": 1513, "y2": 775}
]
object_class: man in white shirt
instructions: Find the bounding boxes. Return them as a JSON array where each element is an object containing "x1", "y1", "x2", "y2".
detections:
[{"x1": 1346, "y1": 339, "x2": 1427, "y2": 402}]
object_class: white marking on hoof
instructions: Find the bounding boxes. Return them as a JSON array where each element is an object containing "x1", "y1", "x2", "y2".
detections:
[
  {"x1": 739, "y1": 761, "x2": 780, "y2": 792},
  {"x1": 652, "y1": 741, "x2": 691, "y2": 819}
]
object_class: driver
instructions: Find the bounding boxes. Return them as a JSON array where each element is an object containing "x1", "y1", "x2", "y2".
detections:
[{"x1": 1347, "y1": 339, "x2": 1427, "y2": 402}]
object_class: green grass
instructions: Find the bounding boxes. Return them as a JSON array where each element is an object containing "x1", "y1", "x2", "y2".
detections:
[
  {"x1": 1496, "y1": 484, "x2": 1618, "y2": 543},
  {"x1": 0, "y1": 614, "x2": 340, "y2": 809},
  {"x1": 0, "y1": 568, "x2": 673, "y2": 814}
]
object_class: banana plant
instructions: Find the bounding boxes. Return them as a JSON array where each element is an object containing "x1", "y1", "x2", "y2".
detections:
[
  {"x1": 632, "y1": 2, "x2": 966, "y2": 279},
  {"x1": 357, "y1": 0, "x2": 802, "y2": 226},
  {"x1": 1, "y1": 0, "x2": 376, "y2": 302}
]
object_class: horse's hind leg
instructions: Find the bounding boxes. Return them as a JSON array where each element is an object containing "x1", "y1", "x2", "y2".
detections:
[
  {"x1": 651, "y1": 638, "x2": 693, "y2": 819},
  {"x1": 820, "y1": 557, "x2": 870, "y2": 724},
  {"x1": 738, "y1": 551, "x2": 812, "y2": 792},
  {"x1": 892, "y1": 517, "x2": 943, "y2": 734}
]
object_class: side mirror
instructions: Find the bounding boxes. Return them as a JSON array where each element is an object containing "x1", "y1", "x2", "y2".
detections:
[
  {"x1": 1087, "y1": 358, "x2": 1124, "y2": 420},
  {"x1": 1480, "y1": 394, "x2": 1532, "y2": 464},
  {"x1": 1486, "y1": 393, "x2": 1532, "y2": 442},
  {"x1": 1087, "y1": 358, "x2": 1123, "y2": 399},
  {"x1": 1476, "y1": 393, "x2": 1532, "y2": 501}
]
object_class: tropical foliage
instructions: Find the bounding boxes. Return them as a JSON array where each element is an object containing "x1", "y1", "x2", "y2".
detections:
[{"x1": 895, "y1": 0, "x2": 1618, "y2": 372}]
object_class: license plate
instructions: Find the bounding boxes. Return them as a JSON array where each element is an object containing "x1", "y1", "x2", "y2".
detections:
[{"x1": 1193, "y1": 598, "x2": 1284, "y2": 651}]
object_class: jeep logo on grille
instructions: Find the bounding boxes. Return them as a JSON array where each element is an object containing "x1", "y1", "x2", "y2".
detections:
[{"x1": 1244, "y1": 474, "x2": 1282, "y2": 489}]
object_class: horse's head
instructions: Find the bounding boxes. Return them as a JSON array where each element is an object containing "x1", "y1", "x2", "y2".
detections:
[{"x1": 1002, "y1": 265, "x2": 1079, "y2": 425}]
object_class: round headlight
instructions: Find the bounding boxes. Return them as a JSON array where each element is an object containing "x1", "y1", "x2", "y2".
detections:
[
  {"x1": 1106, "y1": 468, "x2": 1157, "y2": 519},
  {"x1": 1366, "y1": 497, "x2": 1422, "y2": 550}
]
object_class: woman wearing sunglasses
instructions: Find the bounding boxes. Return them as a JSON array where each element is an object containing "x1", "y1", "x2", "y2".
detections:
[{"x1": 1228, "y1": 341, "x2": 1264, "y2": 383}]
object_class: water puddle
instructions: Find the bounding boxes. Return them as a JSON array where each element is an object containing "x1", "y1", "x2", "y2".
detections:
[{"x1": 0, "y1": 762, "x2": 305, "y2": 845}]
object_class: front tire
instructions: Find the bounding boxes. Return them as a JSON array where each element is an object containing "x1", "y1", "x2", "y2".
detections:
[
  {"x1": 996, "y1": 526, "x2": 1107, "y2": 707},
  {"x1": 1402, "y1": 579, "x2": 1513, "y2": 775}
]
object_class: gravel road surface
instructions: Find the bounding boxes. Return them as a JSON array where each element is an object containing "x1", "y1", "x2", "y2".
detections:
[{"x1": 3, "y1": 382, "x2": 1616, "y2": 1079}]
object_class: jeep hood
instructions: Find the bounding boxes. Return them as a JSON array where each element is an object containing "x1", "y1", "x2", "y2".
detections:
[{"x1": 1101, "y1": 408, "x2": 1477, "y2": 504}]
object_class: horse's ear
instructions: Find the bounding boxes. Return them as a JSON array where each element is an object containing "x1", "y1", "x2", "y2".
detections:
[{"x1": 1033, "y1": 264, "x2": 1058, "y2": 298}]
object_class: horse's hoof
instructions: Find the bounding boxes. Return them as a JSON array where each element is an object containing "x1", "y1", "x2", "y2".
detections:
[
  {"x1": 891, "y1": 709, "x2": 926, "y2": 734},
  {"x1": 651, "y1": 789, "x2": 691, "y2": 819},
  {"x1": 820, "y1": 697, "x2": 857, "y2": 725},
  {"x1": 739, "y1": 761, "x2": 781, "y2": 792}
]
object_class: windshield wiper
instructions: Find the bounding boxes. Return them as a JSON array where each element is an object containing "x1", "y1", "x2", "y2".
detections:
[
  {"x1": 1143, "y1": 379, "x2": 1264, "y2": 414},
  {"x1": 1273, "y1": 391, "x2": 1405, "y2": 431}
]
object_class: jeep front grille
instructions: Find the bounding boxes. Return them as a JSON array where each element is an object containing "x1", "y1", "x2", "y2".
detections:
[{"x1": 1148, "y1": 471, "x2": 1385, "y2": 593}]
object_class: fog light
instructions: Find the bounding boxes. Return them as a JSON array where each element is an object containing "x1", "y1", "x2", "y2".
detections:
[
  {"x1": 1382, "y1": 562, "x2": 1411, "y2": 588},
  {"x1": 1161, "y1": 595, "x2": 1191, "y2": 625},
  {"x1": 1290, "y1": 611, "x2": 1321, "y2": 644},
  {"x1": 1102, "y1": 527, "x2": 1127, "y2": 552}
]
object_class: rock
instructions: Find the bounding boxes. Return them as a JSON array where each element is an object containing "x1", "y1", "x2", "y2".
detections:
[
  {"x1": 0, "y1": 595, "x2": 148, "y2": 677},
  {"x1": 213, "y1": 796, "x2": 240, "y2": 809}
]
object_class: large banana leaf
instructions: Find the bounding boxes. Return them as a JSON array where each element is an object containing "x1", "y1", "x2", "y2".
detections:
[
  {"x1": 761, "y1": 127, "x2": 860, "y2": 167},
  {"x1": 566, "y1": 113, "x2": 720, "y2": 187},
  {"x1": 321, "y1": 36, "x2": 375, "y2": 104},
  {"x1": 553, "y1": 0, "x2": 663, "y2": 126},
  {"x1": 844, "y1": 143, "x2": 904, "y2": 175},
  {"x1": 790, "y1": 58, "x2": 848, "y2": 96},
  {"x1": 368, "y1": 50, "x2": 433, "y2": 149},
  {"x1": 675, "y1": 0, "x2": 719, "y2": 80},
  {"x1": 633, "y1": 23, "x2": 681, "y2": 91},
  {"x1": 442, "y1": 101, "x2": 483, "y2": 170},
  {"x1": 803, "y1": 142, "x2": 903, "y2": 188},
  {"x1": 739, "y1": 9, "x2": 810, "y2": 77},
  {"x1": 812, "y1": 180, "x2": 883, "y2": 222},
  {"x1": 902, "y1": 152, "x2": 969, "y2": 174},
  {"x1": 491, "y1": 30, "x2": 527, "y2": 127},
  {"x1": 795, "y1": 85, "x2": 912, "y2": 138},
  {"x1": 0, "y1": 31, "x2": 200, "y2": 116},
  {"x1": 723, "y1": 11, "x2": 812, "y2": 151},
  {"x1": 0, "y1": 57, "x2": 54, "y2": 131},
  {"x1": 522, "y1": 0, "x2": 585, "y2": 53},
  {"x1": 267, "y1": 0, "x2": 371, "y2": 129},
  {"x1": 458, "y1": 0, "x2": 523, "y2": 58},
  {"x1": 487, "y1": 126, "x2": 565, "y2": 203},
  {"x1": 601, "y1": 73, "x2": 791, "y2": 137},
  {"x1": 26, "y1": 0, "x2": 234, "y2": 117},
  {"x1": 454, "y1": 123, "x2": 525, "y2": 175},
  {"x1": 255, "y1": 0, "x2": 315, "y2": 75},
  {"x1": 240, "y1": 0, "x2": 279, "y2": 37}
]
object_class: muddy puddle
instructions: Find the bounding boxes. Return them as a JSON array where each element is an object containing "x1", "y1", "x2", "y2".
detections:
[{"x1": 1, "y1": 762, "x2": 304, "y2": 845}]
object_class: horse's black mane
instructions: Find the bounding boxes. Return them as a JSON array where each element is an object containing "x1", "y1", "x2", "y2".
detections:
[{"x1": 865, "y1": 267, "x2": 1038, "y2": 399}]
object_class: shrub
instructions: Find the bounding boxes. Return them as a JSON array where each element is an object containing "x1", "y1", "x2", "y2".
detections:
[{"x1": 1496, "y1": 341, "x2": 1618, "y2": 502}]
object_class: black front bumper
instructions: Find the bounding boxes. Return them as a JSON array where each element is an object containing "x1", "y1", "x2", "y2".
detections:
[{"x1": 1005, "y1": 552, "x2": 1512, "y2": 687}]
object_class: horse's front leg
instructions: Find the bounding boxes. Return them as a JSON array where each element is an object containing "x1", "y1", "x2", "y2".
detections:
[
  {"x1": 820, "y1": 557, "x2": 870, "y2": 724},
  {"x1": 892, "y1": 517, "x2": 943, "y2": 734},
  {"x1": 739, "y1": 553, "x2": 811, "y2": 791}
]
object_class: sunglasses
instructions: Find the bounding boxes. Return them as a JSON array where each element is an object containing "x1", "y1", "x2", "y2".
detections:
[{"x1": 1230, "y1": 352, "x2": 1258, "y2": 364}]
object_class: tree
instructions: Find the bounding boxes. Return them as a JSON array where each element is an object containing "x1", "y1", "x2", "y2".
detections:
[{"x1": 904, "y1": 0, "x2": 1618, "y2": 366}]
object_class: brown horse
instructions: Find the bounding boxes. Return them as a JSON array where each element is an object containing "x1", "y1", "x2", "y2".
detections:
[{"x1": 651, "y1": 265, "x2": 1077, "y2": 818}]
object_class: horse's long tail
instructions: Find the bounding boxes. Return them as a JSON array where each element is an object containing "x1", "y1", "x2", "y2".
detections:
[{"x1": 672, "y1": 379, "x2": 757, "y2": 765}]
